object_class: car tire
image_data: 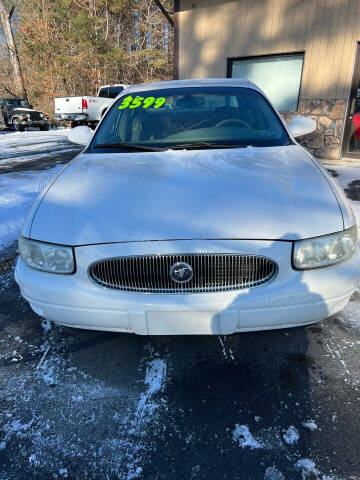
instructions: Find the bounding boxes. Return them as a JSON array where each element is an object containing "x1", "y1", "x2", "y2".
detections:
[
  {"x1": 40, "y1": 125, "x2": 50, "y2": 131},
  {"x1": 13, "y1": 119, "x2": 24, "y2": 132}
]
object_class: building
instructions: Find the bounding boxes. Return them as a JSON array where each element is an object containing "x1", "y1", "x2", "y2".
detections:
[{"x1": 174, "y1": 0, "x2": 360, "y2": 159}]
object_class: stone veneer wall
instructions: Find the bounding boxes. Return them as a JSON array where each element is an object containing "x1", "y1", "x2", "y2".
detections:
[{"x1": 282, "y1": 99, "x2": 347, "y2": 159}]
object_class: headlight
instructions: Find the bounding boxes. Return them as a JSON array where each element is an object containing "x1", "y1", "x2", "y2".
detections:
[
  {"x1": 39, "y1": 113, "x2": 44, "y2": 118},
  {"x1": 19, "y1": 236, "x2": 75, "y2": 274},
  {"x1": 293, "y1": 225, "x2": 358, "y2": 269}
]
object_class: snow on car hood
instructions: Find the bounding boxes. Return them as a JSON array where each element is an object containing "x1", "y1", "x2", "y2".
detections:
[{"x1": 29, "y1": 145, "x2": 343, "y2": 245}]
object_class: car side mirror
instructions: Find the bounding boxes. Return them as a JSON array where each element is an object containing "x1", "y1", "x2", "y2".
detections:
[
  {"x1": 68, "y1": 126, "x2": 93, "y2": 146},
  {"x1": 287, "y1": 116, "x2": 316, "y2": 138}
]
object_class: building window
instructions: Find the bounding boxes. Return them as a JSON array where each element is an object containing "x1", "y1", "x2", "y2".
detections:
[{"x1": 228, "y1": 53, "x2": 304, "y2": 111}]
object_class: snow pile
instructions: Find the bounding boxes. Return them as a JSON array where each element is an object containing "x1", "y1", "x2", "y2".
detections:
[
  {"x1": 294, "y1": 459, "x2": 339, "y2": 480},
  {"x1": 283, "y1": 425, "x2": 299, "y2": 444},
  {"x1": 144, "y1": 358, "x2": 167, "y2": 395},
  {"x1": 122, "y1": 357, "x2": 167, "y2": 479},
  {"x1": 295, "y1": 459, "x2": 319, "y2": 478},
  {"x1": 264, "y1": 466, "x2": 285, "y2": 480},
  {"x1": 302, "y1": 419, "x2": 318, "y2": 431},
  {"x1": 135, "y1": 358, "x2": 167, "y2": 421},
  {"x1": 232, "y1": 424, "x2": 263, "y2": 449}
]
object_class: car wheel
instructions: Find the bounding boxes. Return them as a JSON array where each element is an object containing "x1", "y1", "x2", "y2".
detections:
[
  {"x1": 13, "y1": 120, "x2": 24, "y2": 132},
  {"x1": 40, "y1": 125, "x2": 50, "y2": 131}
]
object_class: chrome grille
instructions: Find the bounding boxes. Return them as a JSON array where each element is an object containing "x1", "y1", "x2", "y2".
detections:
[
  {"x1": 30, "y1": 112, "x2": 41, "y2": 121},
  {"x1": 89, "y1": 254, "x2": 277, "y2": 293}
]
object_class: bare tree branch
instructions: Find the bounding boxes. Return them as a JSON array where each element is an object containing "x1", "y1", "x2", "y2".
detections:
[
  {"x1": 9, "y1": 0, "x2": 19, "y2": 20},
  {"x1": 4, "y1": 85, "x2": 16, "y2": 96},
  {"x1": 152, "y1": 0, "x2": 174, "y2": 27}
]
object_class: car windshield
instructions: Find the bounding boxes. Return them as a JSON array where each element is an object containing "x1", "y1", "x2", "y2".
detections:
[
  {"x1": 6, "y1": 99, "x2": 31, "y2": 109},
  {"x1": 89, "y1": 86, "x2": 291, "y2": 152}
]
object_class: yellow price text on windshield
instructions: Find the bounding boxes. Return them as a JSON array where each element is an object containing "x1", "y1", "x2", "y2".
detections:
[{"x1": 118, "y1": 96, "x2": 167, "y2": 110}]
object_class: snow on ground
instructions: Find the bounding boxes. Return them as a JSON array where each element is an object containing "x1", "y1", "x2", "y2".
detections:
[
  {"x1": 0, "y1": 129, "x2": 79, "y2": 251},
  {"x1": 0, "y1": 129, "x2": 69, "y2": 148},
  {"x1": 0, "y1": 166, "x2": 63, "y2": 250},
  {"x1": 324, "y1": 164, "x2": 360, "y2": 332},
  {"x1": 264, "y1": 466, "x2": 285, "y2": 480},
  {"x1": 326, "y1": 165, "x2": 360, "y2": 223},
  {"x1": 282, "y1": 425, "x2": 299, "y2": 445},
  {"x1": 0, "y1": 282, "x2": 169, "y2": 477},
  {"x1": 1, "y1": 148, "x2": 358, "y2": 479},
  {"x1": 301, "y1": 420, "x2": 318, "y2": 431},
  {"x1": 0, "y1": 129, "x2": 78, "y2": 169},
  {"x1": 232, "y1": 424, "x2": 263, "y2": 449}
]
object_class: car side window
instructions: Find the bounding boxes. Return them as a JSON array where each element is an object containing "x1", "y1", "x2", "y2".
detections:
[
  {"x1": 113, "y1": 86, "x2": 124, "y2": 97},
  {"x1": 108, "y1": 87, "x2": 116, "y2": 98},
  {"x1": 98, "y1": 88, "x2": 109, "y2": 98}
]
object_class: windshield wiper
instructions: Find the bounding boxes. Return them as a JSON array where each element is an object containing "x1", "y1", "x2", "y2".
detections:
[
  {"x1": 167, "y1": 142, "x2": 247, "y2": 150},
  {"x1": 93, "y1": 142, "x2": 165, "y2": 152}
]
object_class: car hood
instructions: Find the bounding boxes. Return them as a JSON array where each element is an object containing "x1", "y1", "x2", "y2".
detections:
[{"x1": 29, "y1": 145, "x2": 343, "y2": 245}]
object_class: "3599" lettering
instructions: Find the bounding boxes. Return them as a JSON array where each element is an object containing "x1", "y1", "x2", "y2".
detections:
[{"x1": 118, "y1": 96, "x2": 167, "y2": 110}]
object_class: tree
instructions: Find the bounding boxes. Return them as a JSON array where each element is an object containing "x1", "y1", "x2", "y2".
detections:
[
  {"x1": 0, "y1": 0, "x2": 26, "y2": 97},
  {"x1": 0, "y1": 0, "x2": 173, "y2": 113}
]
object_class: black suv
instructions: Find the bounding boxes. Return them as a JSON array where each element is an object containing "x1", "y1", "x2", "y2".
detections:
[{"x1": 0, "y1": 98, "x2": 51, "y2": 131}]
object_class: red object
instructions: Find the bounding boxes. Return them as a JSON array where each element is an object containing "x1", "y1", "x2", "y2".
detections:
[
  {"x1": 82, "y1": 98, "x2": 88, "y2": 109},
  {"x1": 352, "y1": 112, "x2": 360, "y2": 140}
]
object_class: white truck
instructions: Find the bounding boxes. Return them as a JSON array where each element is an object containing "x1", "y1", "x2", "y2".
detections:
[{"x1": 54, "y1": 84, "x2": 127, "y2": 128}]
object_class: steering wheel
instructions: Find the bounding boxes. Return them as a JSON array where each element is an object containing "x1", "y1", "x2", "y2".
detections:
[{"x1": 215, "y1": 118, "x2": 252, "y2": 129}]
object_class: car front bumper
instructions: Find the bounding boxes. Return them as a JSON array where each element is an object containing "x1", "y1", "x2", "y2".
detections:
[
  {"x1": 54, "y1": 113, "x2": 87, "y2": 121},
  {"x1": 15, "y1": 239, "x2": 360, "y2": 335},
  {"x1": 18, "y1": 119, "x2": 50, "y2": 127}
]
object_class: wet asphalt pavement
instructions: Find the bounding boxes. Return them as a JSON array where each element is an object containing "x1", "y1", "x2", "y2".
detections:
[{"x1": 0, "y1": 137, "x2": 360, "y2": 479}]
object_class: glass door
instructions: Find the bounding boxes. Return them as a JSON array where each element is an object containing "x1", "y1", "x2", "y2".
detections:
[{"x1": 342, "y1": 43, "x2": 360, "y2": 158}]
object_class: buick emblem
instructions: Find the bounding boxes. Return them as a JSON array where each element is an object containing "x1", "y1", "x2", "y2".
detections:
[{"x1": 169, "y1": 262, "x2": 193, "y2": 283}]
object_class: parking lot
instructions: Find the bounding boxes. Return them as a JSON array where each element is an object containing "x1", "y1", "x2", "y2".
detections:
[{"x1": 1, "y1": 131, "x2": 360, "y2": 479}]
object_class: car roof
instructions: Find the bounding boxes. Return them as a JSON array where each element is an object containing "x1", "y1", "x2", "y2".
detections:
[
  {"x1": 125, "y1": 78, "x2": 262, "y2": 94},
  {"x1": 99, "y1": 84, "x2": 127, "y2": 89}
]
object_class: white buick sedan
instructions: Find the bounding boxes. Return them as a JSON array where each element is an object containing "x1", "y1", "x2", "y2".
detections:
[{"x1": 15, "y1": 79, "x2": 360, "y2": 335}]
